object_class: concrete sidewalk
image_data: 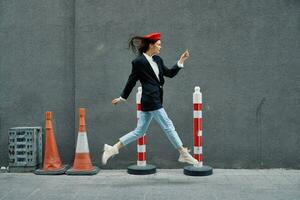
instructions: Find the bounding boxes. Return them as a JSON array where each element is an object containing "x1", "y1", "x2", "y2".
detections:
[{"x1": 0, "y1": 169, "x2": 299, "y2": 200}]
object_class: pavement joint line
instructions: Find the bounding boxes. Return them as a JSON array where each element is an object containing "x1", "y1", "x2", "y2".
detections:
[{"x1": 24, "y1": 188, "x2": 40, "y2": 200}]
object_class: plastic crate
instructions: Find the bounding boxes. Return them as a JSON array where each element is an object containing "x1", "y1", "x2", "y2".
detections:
[{"x1": 8, "y1": 127, "x2": 43, "y2": 172}]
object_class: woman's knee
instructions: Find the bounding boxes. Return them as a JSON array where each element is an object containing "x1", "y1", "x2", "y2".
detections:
[
  {"x1": 134, "y1": 127, "x2": 147, "y2": 137},
  {"x1": 163, "y1": 120, "x2": 175, "y2": 131}
]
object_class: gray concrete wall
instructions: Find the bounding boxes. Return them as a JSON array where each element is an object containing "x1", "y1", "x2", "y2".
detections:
[
  {"x1": 0, "y1": 0, "x2": 299, "y2": 169},
  {"x1": 0, "y1": 0, "x2": 75, "y2": 165}
]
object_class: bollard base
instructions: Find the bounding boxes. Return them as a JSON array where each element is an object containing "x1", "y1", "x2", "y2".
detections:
[
  {"x1": 127, "y1": 164, "x2": 156, "y2": 175},
  {"x1": 34, "y1": 165, "x2": 69, "y2": 175},
  {"x1": 65, "y1": 166, "x2": 100, "y2": 175},
  {"x1": 183, "y1": 165, "x2": 213, "y2": 176}
]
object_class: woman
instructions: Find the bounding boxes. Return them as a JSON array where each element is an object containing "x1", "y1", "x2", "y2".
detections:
[{"x1": 102, "y1": 32, "x2": 198, "y2": 165}]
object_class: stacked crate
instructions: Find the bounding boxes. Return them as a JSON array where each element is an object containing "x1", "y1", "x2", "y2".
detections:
[{"x1": 8, "y1": 127, "x2": 43, "y2": 172}]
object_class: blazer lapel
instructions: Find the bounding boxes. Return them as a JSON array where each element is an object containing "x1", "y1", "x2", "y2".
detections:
[
  {"x1": 153, "y1": 56, "x2": 163, "y2": 83},
  {"x1": 141, "y1": 54, "x2": 161, "y2": 84}
]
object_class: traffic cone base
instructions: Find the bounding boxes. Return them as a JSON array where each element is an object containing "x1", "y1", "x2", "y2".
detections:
[
  {"x1": 66, "y1": 166, "x2": 100, "y2": 175},
  {"x1": 34, "y1": 165, "x2": 69, "y2": 175}
]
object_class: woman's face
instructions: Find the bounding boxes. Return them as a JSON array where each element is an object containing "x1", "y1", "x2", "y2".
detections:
[{"x1": 150, "y1": 40, "x2": 161, "y2": 55}]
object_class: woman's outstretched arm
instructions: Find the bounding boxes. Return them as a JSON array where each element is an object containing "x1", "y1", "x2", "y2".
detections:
[
  {"x1": 112, "y1": 61, "x2": 138, "y2": 105},
  {"x1": 161, "y1": 49, "x2": 189, "y2": 78}
]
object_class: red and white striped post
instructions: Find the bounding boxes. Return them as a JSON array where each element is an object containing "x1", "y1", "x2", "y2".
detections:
[
  {"x1": 193, "y1": 86, "x2": 203, "y2": 167},
  {"x1": 136, "y1": 87, "x2": 146, "y2": 166},
  {"x1": 184, "y1": 86, "x2": 212, "y2": 176},
  {"x1": 127, "y1": 87, "x2": 156, "y2": 175}
]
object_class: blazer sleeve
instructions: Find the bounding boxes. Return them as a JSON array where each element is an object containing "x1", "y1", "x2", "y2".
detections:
[
  {"x1": 120, "y1": 61, "x2": 139, "y2": 99},
  {"x1": 159, "y1": 57, "x2": 181, "y2": 78}
]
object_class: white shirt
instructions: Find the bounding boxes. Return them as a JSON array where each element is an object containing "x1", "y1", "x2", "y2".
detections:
[
  {"x1": 143, "y1": 53, "x2": 184, "y2": 82},
  {"x1": 143, "y1": 53, "x2": 161, "y2": 81},
  {"x1": 119, "y1": 54, "x2": 184, "y2": 101}
]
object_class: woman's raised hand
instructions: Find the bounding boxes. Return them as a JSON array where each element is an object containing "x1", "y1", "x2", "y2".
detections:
[{"x1": 178, "y1": 49, "x2": 190, "y2": 65}]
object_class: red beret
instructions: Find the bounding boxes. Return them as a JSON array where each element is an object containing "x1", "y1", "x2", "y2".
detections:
[{"x1": 143, "y1": 32, "x2": 161, "y2": 40}]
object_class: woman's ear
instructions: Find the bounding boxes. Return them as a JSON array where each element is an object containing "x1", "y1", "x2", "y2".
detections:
[{"x1": 149, "y1": 43, "x2": 153, "y2": 49}]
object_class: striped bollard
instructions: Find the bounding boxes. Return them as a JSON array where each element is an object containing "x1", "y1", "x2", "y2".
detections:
[
  {"x1": 127, "y1": 87, "x2": 156, "y2": 175},
  {"x1": 184, "y1": 86, "x2": 213, "y2": 176}
]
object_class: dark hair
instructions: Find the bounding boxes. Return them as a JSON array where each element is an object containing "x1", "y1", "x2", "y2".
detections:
[{"x1": 128, "y1": 36, "x2": 158, "y2": 55}]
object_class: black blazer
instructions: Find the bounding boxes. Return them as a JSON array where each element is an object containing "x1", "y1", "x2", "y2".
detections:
[{"x1": 121, "y1": 54, "x2": 181, "y2": 111}]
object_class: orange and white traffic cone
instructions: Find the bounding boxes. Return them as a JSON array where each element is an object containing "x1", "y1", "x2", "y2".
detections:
[
  {"x1": 35, "y1": 111, "x2": 68, "y2": 175},
  {"x1": 66, "y1": 108, "x2": 99, "y2": 175}
]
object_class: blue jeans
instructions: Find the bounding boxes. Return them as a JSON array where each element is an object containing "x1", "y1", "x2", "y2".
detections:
[{"x1": 119, "y1": 108, "x2": 183, "y2": 149}]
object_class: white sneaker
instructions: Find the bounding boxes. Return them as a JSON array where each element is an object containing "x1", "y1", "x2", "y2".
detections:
[
  {"x1": 102, "y1": 144, "x2": 119, "y2": 165},
  {"x1": 178, "y1": 148, "x2": 199, "y2": 165}
]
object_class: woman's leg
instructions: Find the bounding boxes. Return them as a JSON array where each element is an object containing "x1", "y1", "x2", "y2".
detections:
[
  {"x1": 152, "y1": 108, "x2": 183, "y2": 149},
  {"x1": 119, "y1": 111, "x2": 153, "y2": 146},
  {"x1": 102, "y1": 111, "x2": 153, "y2": 165},
  {"x1": 152, "y1": 108, "x2": 198, "y2": 165}
]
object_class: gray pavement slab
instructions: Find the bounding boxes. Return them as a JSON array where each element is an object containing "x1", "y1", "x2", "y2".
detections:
[{"x1": 0, "y1": 169, "x2": 299, "y2": 200}]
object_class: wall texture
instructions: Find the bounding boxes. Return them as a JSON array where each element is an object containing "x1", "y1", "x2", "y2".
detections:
[
  {"x1": 0, "y1": 0, "x2": 75, "y2": 165},
  {"x1": 0, "y1": 0, "x2": 299, "y2": 169}
]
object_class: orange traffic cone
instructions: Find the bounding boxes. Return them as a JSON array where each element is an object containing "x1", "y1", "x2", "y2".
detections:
[
  {"x1": 35, "y1": 111, "x2": 68, "y2": 175},
  {"x1": 66, "y1": 108, "x2": 99, "y2": 175}
]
